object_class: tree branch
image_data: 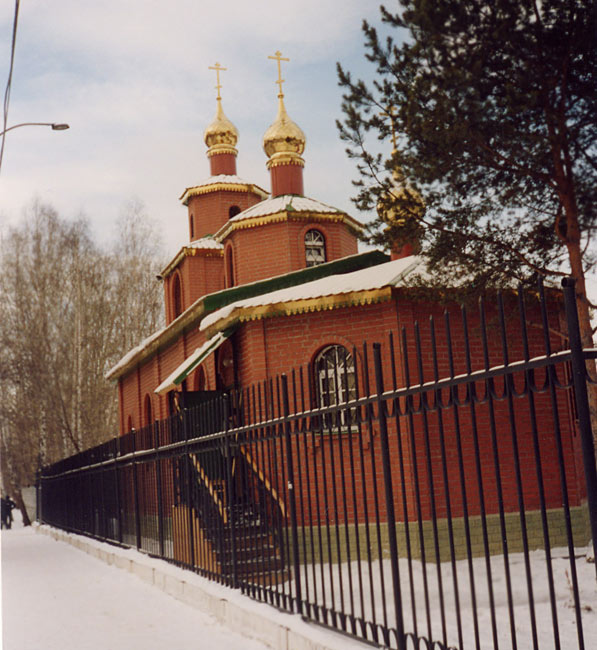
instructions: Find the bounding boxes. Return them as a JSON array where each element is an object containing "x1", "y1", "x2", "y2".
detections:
[
  {"x1": 474, "y1": 136, "x2": 556, "y2": 187},
  {"x1": 384, "y1": 185, "x2": 567, "y2": 279}
]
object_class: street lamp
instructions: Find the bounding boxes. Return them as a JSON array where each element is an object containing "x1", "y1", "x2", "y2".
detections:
[
  {"x1": 0, "y1": 122, "x2": 70, "y2": 174},
  {"x1": 0, "y1": 122, "x2": 70, "y2": 136}
]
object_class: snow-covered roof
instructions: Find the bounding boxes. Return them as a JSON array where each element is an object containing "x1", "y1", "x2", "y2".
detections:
[
  {"x1": 187, "y1": 237, "x2": 224, "y2": 250},
  {"x1": 179, "y1": 175, "x2": 269, "y2": 203},
  {"x1": 159, "y1": 238, "x2": 224, "y2": 278},
  {"x1": 200, "y1": 255, "x2": 425, "y2": 332},
  {"x1": 229, "y1": 194, "x2": 345, "y2": 222},
  {"x1": 154, "y1": 331, "x2": 230, "y2": 395},
  {"x1": 108, "y1": 250, "x2": 393, "y2": 381},
  {"x1": 189, "y1": 174, "x2": 256, "y2": 188},
  {"x1": 105, "y1": 326, "x2": 167, "y2": 380}
]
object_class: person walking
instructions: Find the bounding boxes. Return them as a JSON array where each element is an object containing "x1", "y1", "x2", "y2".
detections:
[{"x1": 1, "y1": 494, "x2": 16, "y2": 529}]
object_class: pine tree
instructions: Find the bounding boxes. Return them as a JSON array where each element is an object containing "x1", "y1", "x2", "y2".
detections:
[{"x1": 337, "y1": 0, "x2": 596, "y2": 348}]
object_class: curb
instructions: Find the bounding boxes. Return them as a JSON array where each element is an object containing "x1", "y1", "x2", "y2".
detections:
[{"x1": 35, "y1": 525, "x2": 370, "y2": 650}]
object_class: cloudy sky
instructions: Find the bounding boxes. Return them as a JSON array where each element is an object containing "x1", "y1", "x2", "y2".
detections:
[
  {"x1": 1, "y1": 1, "x2": 595, "y2": 307},
  {"x1": 0, "y1": 0, "x2": 386, "y2": 256}
]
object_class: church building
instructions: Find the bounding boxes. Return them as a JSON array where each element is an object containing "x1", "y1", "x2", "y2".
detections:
[{"x1": 105, "y1": 56, "x2": 587, "y2": 554}]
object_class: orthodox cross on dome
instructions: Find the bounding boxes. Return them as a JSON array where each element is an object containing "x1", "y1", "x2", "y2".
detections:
[
  {"x1": 208, "y1": 62, "x2": 227, "y2": 100},
  {"x1": 379, "y1": 105, "x2": 399, "y2": 151},
  {"x1": 268, "y1": 50, "x2": 290, "y2": 98}
]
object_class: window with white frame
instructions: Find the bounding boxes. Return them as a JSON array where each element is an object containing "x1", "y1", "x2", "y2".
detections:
[
  {"x1": 314, "y1": 345, "x2": 357, "y2": 430},
  {"x1": 305, "y1": 229, "x2": 326, "y2": 267}
]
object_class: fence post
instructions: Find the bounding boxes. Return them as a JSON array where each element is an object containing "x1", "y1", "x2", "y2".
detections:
[
  {"x1": 35, "y1": 469, "x2": 41, "y2": 523},
  {"x1": 373, "y1": 343, "x2": 406, "y2": 649},
  {"x1": 182, "y1": 408, "x2": 195, "y2": 567},
  {"x1": 562, "y1": 278, "x2": 597, "y2": 573},
  {"x1": 99, "y1": 460, "x2": 106, "y2": 540},
  {"x1": 132, "y1": 429, "x2": 141, "y2": 550},
  {"x1": 115, "y1": 436, "x2": 123, "y2": 544},
  {"x1": 223, "y1": 394, "x2": 239, "y2": 589},
  {"x1": 154, "y1": 420, "x2": 165, "y2": 558},
  {"x1": 281, "y1": 374, "x2": 303, "y2": 615}
]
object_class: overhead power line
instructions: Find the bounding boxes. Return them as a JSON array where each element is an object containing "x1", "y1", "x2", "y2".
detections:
[{"x1": 0, "y1": 0, "x2": 21, "y2": 175}]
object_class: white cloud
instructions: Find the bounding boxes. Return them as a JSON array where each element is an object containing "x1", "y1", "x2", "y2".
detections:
[{"x1": 1, "y1": 0, "x2": 383, "y2": 256}]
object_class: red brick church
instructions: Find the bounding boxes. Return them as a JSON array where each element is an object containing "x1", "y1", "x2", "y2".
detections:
[
  {"x1": 105, "y1": 57, "x2": 587, "y2": 555},
  {"x1": 107, "y1": 56, "x2": 381, "y2": 428}
]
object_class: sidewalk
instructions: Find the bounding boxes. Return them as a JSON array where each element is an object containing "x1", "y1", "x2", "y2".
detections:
[
  {"x1": 1, "y1": 523, "x2": 273, "y2": 650},
  {"x1": 1, "y1": 516, "x2": 363, "y2": 650},
  {"x1": 3, "y1": 516, "x2": 596, "y2": 649}
]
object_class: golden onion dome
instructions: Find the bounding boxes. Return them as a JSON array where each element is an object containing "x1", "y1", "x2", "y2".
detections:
[
  {"x1": 263, "y1": 96, "x2": 306, "y2": 168},
  {"x1": 377, "y1": 166, "x2": 426, "y2": 226},
  {"x1": 204, "y1": 98, "x2": 239, "y2": 155}
]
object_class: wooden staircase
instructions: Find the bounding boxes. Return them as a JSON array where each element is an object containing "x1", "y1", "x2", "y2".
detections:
[{"x1": 172, "y1": 452, "x2": 287, "y2": 584}]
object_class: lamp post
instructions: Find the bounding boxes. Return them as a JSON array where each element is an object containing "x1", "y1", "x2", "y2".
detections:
[
  {"x1": 0, "y1": 122, "x2": 70, "y2": 136},
  {"x1": 0, "y1": 121, "x2": 69, "y2": 174}
]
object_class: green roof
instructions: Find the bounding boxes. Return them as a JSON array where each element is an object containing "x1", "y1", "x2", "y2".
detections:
[
  {"x1": 202, "y1": 250, "x2": 389, "y2": 314},
  {"x1": 108, "y1": 250, "x2": 390, "y2": 380}
]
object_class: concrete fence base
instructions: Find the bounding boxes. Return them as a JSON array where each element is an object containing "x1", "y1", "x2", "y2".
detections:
[{"x1": 35, "y1": 525, "x2": 369, "y2": 650}]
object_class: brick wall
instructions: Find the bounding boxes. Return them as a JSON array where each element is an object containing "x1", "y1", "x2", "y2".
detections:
[
  {"x1": 186, "y1": 188, "x2": 263, "y2": 242},
  {"x1": 163, "y1": 255, "x2": 225, "y2": 324},
  {"x1": 231, "y1": 291, "x2": 583, "y2": 526},
  {"x1": 118, "y1": 276, "x2": 582, "y2": 532},
  {"x1": 225, "y1": 219, "x2": 358, "y2": 286}
]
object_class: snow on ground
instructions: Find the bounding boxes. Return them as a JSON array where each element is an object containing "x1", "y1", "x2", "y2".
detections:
[
  {"x1": 296, "y1": 546, "x2": 597, "y2": 649},
  {"x1": 2, "y1": 507, "x2": 596, "y2": 650},
  {"x1": 1, "y1": 514, "x2": 271, "y2": 650}
]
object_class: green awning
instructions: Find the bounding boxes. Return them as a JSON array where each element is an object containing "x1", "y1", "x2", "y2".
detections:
[{"x1": 154, "y1": 327, "x2": 235, "y2": 395}]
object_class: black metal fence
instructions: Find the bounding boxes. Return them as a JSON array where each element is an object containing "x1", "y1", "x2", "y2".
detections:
[{"x1": 39, "y1": 279, "x2": 597, "y2": 650}]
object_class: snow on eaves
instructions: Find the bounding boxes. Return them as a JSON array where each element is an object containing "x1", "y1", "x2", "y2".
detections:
[
  {"x1": 200, "y1": 255, "x2": 425, "y2": 332},
  {"x1": 229, "y1": 194, "x2": 344, "y2": 222},
  {"x1": 159, "y1": 237, "x2": 224, "y2": 278},
  {"x1": 179, "y1": 175, "x2": 269, "y2": 203},
  {"x1": 187, "y1": 174, "x2": 258, "y2": 188},
  {"x1": 105, "y1": 325, "x2": 167, "y2": 380}
]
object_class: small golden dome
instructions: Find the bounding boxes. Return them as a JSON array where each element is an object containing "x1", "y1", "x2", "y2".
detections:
[
  {"x1": 204, "y1": 99, "x2": 239, "y2": 156},
  {"x1": 377, "y1": 166, "x2": 426, "y2": 226},
  {"x1": 263, "y1": 96, "x2": 306, "y2": 168}
]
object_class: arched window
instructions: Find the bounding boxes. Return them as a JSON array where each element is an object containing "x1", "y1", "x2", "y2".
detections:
[
  {"x1": 225, "y1": 246, "x2": 235, "y2": 288},
  {"x1": 314, "y1": 345, "x2": 357, "y2": 430},
  {"x1": 172, "y1": 273, "x2": 183, "y2": 318},
  {"x1": 194, "y1": 366, "x2": 206, "y2": 391},
  {"x1": 229, "y1": 205, "x2": 241, "y2": 219},
  {"x1": 144, "y1": 394, "x2": 153, "y2": 427},
  {"x1": 305, "y1": 229, "x2": 326, "y2": 267},
  {"x1": 189, "y1": 213, "x2": 195, "y2": 239}
]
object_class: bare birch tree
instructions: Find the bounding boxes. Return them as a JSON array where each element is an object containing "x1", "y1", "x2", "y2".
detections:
[{"x1": 0, "y1": 200, "x2": 164, "y2": 524}]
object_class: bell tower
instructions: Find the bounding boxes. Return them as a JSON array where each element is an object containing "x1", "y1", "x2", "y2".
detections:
[
  {"x1": 180, "y1": 64, "x2": 267, "y2": 243},
  {"x1": 160, "y1": 65, "x2": 268, "y2": 323}
]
